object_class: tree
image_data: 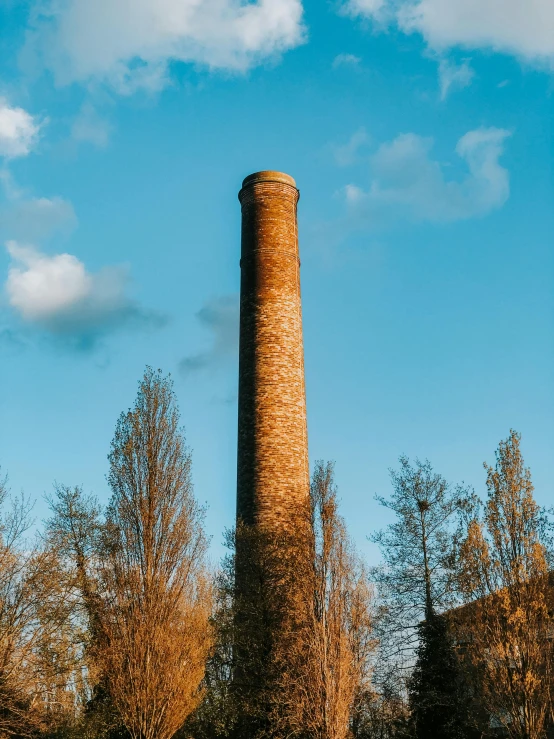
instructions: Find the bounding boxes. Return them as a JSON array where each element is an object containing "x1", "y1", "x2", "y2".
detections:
[
  {"x1": 180, "y1": 535, "x2": 237, "y2": 739},
  {"x1": 96, "y1": 367, "x2": 213, "y2": 739},
  {"x1": 46, "y1": 485, "x2": 102, "y2": 636},
  {"x1": 45, "y1": 484, "x2": 124, "y2": 739},
  {"x1": 457, "y1": 430, "x2": 554, "y2": 739},
  {"x1": 408, "y1": 612, "x2": 476, "y2": 739},
  {"x1": 348, "y1": 687, "x2": 410, "y2": 739},
  {"x1": 0, "y1": 473, "x2": 76, "y2": 737},
  {"x1": 371, "y1": 457, "x2": 469, "y2": 673},
  {"x1": 190, "y1": 462, "x2": 374, "y2": 739},
  {"x1": 273, "y1": 461, "x2": 375, "y2": 739}
]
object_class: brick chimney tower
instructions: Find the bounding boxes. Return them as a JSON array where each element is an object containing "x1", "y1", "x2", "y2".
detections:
[{"x1": 237, "y1": 170, "x2": 309, "y2": 532}]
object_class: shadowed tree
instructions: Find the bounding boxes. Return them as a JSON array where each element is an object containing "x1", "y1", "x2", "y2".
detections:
[
  {"x1": 180, "y1": 532, "x2": 237, "y2": 739},
  {"x1": 189, "y1": 462, "x2": 374, "y2": 739},
  {"x1": 408, "y1": 612, "x2": 477, "y2": 739},
  {"x1": 348, "y1": 687, "x2": 410, "y2": 739},
  {"x1": 45, "y1": 484, "x2": 126, "y2": 739},
  {"x1": 273, "y1": 461, "x2": 375, "y2": 739}
]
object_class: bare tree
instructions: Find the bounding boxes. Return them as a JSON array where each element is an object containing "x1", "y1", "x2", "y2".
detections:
[
  {"x1": 274, "y1": 461, "x2": 375, "y2": 739},
  {"x1": 96, "y1": 368, "x2": 213, "y2": 739},
  {"x1": 44, "y1": 484, "x2": 116, "y2": 736},
  {"x1": 0, "y1": 472, "x2": 78, "y2": 737},
  {"x1": 457, "y1": 430, "x2": 553, "y2": 739},
  {"x1": 371, "y1": 457, "x2": 470, "y2": 678},
  {"x1": 349, "y1": 688, "x2": 410, "y2": 739},
  {"x1": 46, "y1": 485, "x2": 103, "y2": 631},
  {"x1": 182, "y1": 534, "x2": 236, "y2": 739}
]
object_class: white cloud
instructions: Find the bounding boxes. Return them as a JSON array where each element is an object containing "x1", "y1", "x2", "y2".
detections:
[
  {"x1": 438, "y1": 58, "x2": 474, "y2": 99},
  {"x1": 5, "y1": 242, "x2": 164, "y2": 348},
  {"x1": 344, "y1": 127, "x2": 511, "y2": 223},
  {"x1": 71, "y1": 103, "x2": 111, "y2": 148},
  {"x1": 6, "y1": 242, "x2": 90, "y2": 321},
  {"x1": 180, "y1": 295, "x2": 239, "y2": 374},
  {"x1": 333, "y1": 53, "x2": 362, "y2": 68},
  {"x1": 25, "y1": 0, "x2": 306, "y2": 92},
  {"x1": 342, "y1": 0, "x2": 554, "y2": 68},
  {"x1": 0, "y1": 99, "x2": 41, "y2": 158}
]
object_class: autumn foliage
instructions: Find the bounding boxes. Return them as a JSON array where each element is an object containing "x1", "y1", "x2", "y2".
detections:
[
  {"x1": 457, "y1": 431, "x2": 554, "y2": 739},
  {"x1": 0, "y1": 370, "x2": 552, "y2": 739}
]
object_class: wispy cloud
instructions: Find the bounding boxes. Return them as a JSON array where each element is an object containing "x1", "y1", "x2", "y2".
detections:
[
  {"x1": 333, "y1": 53, "x2": 362, "y2": 68},
  {"x1": 24, "y1": 0, "x2": 306, "y2": 93},
  {"x1": 0, "y1": 194, "x2": 77, "y2": 243},
  {"x1": 332, "y1": 128, "x2": 370, "y2": 166},
  {"x1": 4, "y1": 242, "x2": 165, "y2": 350},
  {"x1": 180, "y1": 295, "x2": 239, "y2": 375},
  {"x1": 343, "y1": 0, "x2": 387, "y2": 20},
  {"x1": 344, "y1": 127, "x2": 511, "y2": 224},
  {"x1": 0, "y1": 98, "x2": 42, "y2": 158},
  {"x1": 71, "y1": 102, "x2": 111, "y2": 148},
  {"x1": 0, "y1": 168, "x2": 77, "y2": 243},
  {"x1": 438, "y1": 58, "x2": 474, "y2": 99}
]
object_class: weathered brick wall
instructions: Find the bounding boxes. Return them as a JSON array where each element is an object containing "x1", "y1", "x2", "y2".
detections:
[{"x1": 236, "y1": 171, "x2": 310, "y2": 532}]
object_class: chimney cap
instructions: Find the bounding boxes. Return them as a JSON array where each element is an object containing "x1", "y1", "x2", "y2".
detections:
[{"x1": 242, "y1": 171, "x2": 297, "y2": 189}]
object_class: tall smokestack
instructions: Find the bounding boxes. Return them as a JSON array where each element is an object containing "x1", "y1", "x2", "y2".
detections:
[{"x1": 237, "y1": 170, "x2": 309, "y2": 531}]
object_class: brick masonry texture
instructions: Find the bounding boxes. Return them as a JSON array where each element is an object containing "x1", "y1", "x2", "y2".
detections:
[{"x1": 236, "y1": 171, "x2": 310, "y2": 533}]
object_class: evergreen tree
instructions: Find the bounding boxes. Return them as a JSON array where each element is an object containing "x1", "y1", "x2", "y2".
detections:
[{"x1": 408, "y1": 613, "x2": 476, "y2": 739}]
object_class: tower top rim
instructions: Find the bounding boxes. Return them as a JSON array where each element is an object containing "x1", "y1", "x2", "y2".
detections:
[{"x1": 241, "y1": 171, "x2": 297, "y2": 189}]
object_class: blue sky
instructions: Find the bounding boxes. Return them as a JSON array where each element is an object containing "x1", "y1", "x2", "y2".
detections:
[{"x1": 0, "y1": 0, "x2": 553, "y2": 564}]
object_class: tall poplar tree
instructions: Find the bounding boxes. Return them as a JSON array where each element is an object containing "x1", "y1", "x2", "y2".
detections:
[
  {"x1": 98, "y1": 367, "x2": 213, "y2": 739},
  {"x1": 458, "y1": 430, "x2": 554, "y2": 739}
]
